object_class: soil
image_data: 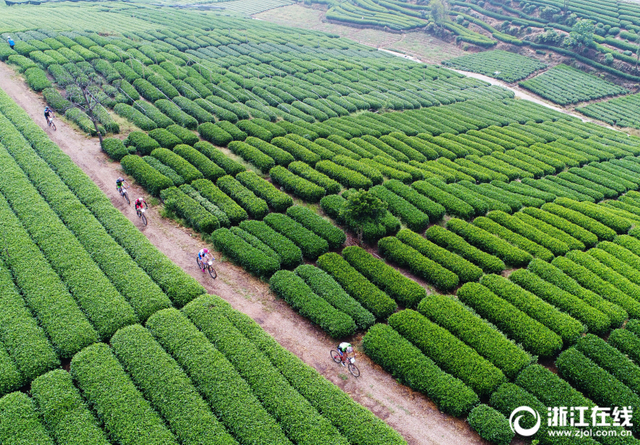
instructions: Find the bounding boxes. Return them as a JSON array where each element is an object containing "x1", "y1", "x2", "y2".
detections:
[{"x1": 0, "y1": 61, "x2": 490, "y2": 445}]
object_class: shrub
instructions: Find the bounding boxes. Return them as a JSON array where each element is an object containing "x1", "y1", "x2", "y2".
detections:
[
  {"x1": 228, "y1": 141, "x2": 275, "y2": 174},
  {"x1": 397, "y1": 229, "x2": 483, "y2": 283},
  {"x1": 217, "y1": 175, "x2": 269, "y2": 220},
  {"x1": 245, "y1": 136, "x2": 294, "y2": 166},
  {"x1": 609, "y1": 329, "x2": 640, "y2": 367},
  {"x1": 151, "y1": 148, "x2": 203, "y2": 183},
  {"x1": 239, "y1": 220, "x2": 302, "y2": 268},
  {"x1": 101, "y1": 138, "x2": 133, "y2": 161},
  {"x1": 458, "y1": 283, "x2": 563, "y2": 357},
  {"x1": 121, "y1": 155, "x2": 173, "y2": 196},
  {"x1": 317, "y1": 252, "x2": 397, "y2": 320},
  {"x1": 412, "y1": 180, "x2": 475, "y2": 220},
  {"x1": 487, "y1": 211, "x2": 569, "y2": 256},
  {"x1": 551, "y1": 256, "x2": 640, "y2": 319},
  {"x1": 467, "y1": 405, "x2": 513, "y2": 445},
  {"x1": 43, "y1": 87, "x2": 72, "y2": 113},
  {"x1": 447, "y1": 218, "x2": 533, "y2": 267},
  {"x1": 474, "y1": 216, "x2": 554, "y2": 262},
  {"x1": 192, "y1": 179, "x2": 247, "y2": 226},
  {"x1": 510, "y1": 267, "x2": 610, "y2": 335},
  {"x1": 166, "y1": 124, "x2": 199, "y2": 145},
  {"x1": 193, "y1": 141, "x2": 245, "y2": 176},
  {"x1": 272, "y1": 136, "x2": 322, "y2": 165},
  {"x1": 124, "y1": 131, "x2": 160, "y2": 156},
  {"x1": 384, "y1": 180, "x2": 445, "y2": 221},
  {"x1": 270, "y1": 271, "x2": 356, "y2": 338},
  {"x1": 264, "y1": 213, "x2": 329, "y2": 260},
  {"x1": 556, "y1": 348, "x2": 640, "y2": 435},
  {"x1": 378, "y1": 236, "x2": 459, "y2": 292},
  {"x1": 198, "y1": 122, "x2": 233, "y2": 147},
  {"x1": 417, "y1": 294, "x2": 531, "y2": 379},
  {"x1": 362, "y1": 324, "x2": 478, "y2": 417},
  {"x1": 155, "y1": 99, "x2": 198, "y2": 130},
  {"x1": 236, "y1": 120, "x2": 273, "y2": 142},
  {"x1": 370, "y1": 185, "x2": 430, "y2": 233},
  {"x1": 0, "y1": 392, "x2": 55, "y2": 444},
  {"x1": 181, "y1": 184, "x2": 229, "y2": 227},
  {"x1": 390, "y1": 309, "x2": 505, "y2": 396},
  {"x1": 133, "y1": 78, "x2": 164, "y2": 102},
  {"x1": 270, "y1": 166, "x2": 325, "y2": 203},
  {"x1": 555, "y1": 198, "x2": 632, "y2": 235},
  {"x1": 287, "y1": 161, "x2": 340, "y2": 194},
  {"x1": 24, "y1": 67, "x2": 52, "y2": 92},
  {"x1": 425, "y1": 225, "x2": 505, "y2": 274},
  {"x1": 294, "y1": 265, "x2": 375, "y2": 330},
  {"x1": 480, "y1": 274, "x2": 584, "y2": 345},
  {"x1": 161, "y1": 187, "x2": 219, "y2": 233},
  {"x1": 286, "y1": 206, "x2": 345, "y2": 249},
  {"x1": 174, "y1": 144, "x2": 225, "y2": 182},
  {"x1": 522, "y1": 207, "x2": 598, "y2": 248},
  {"x1": 315, "y1": 160, "x2": 372, "y2": 189},
  {"x1": 236, "y1": 171, "x2": 292, "y2": 212},
  {"x1": 70, "y1": 343, "x2": 178, "y2": 445},
  {"x1": 212, "y1": 229, "x2": 280, "y2": 277},
  {"x1": 65, "y1": 108, "x2": 103, "y2": 136},
  {"x1": 114, "y1": 103, "x2": 157, "y2": 131},
  {"x1": 149, "y1": 128, "x2": 181, "y2": 149}
]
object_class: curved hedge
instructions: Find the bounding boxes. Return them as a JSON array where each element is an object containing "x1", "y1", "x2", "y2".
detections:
[
  {"x1": 264, "y1": 213, "x2": 329, "y2": 260},
  {"x1": 161, "y1": 187, "x2": 219, "y2": 234},
  {"x1": 362, "y1": 324, "x2": 478, "y2": 417},
  {"x1": 237, "y1": 171, "x2": 293, "y2": 212},
  {"x1": 228, "y1": 141, "x2": 275, "y2": 174},
  {"x1": 467, "y1": 405, "x2": 513, "y2": 445},
  {"x1": 239, "y1": 220, "x2": 303, "y2": 269},
  {"x1": 390, "y1": 309, "x2": 505, "y2": 396},
  {"x1": 0, "y1": 392, "x2": 54, "y2": 444},
  {"x1": 457, "y1": 283, "x2": 563, "y2": 357},
  {"x1": 378, "y1": 236, "x2": 459, "y2": 292},
  {"x1": 212, "y1": 228, "x2": 280, "y2": 277},
  {"x1": 286, "y1": 205, "x2": 345, "y2": 249},
  {"x1": 174, "y1": 144, "x2": 225, "y2": 181},
  {"x1": 151, "y1": 148, "x2": 203, "y2": 183},
  {"x1": 270, "y1": 271, "x2": 356, "y2": 338},
  {"x1": 217, "y1": 175, "x2": 269, "y2": 220}
]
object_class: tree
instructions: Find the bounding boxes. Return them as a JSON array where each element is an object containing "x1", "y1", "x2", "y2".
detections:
[
  {"x1": 565, "y1": 19, "x2": 595, "y2": 52},
  {"x1": 429, "y1": 0, "x2": 449, "y2": 27},
  {"x1": 340, "y1": 190, "x2": 387, "y2": 245},
  {"x1": 66, "y1": 71, "x2": 107, "y2": 145}
]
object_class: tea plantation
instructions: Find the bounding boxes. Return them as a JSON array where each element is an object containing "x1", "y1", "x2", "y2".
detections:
[{"x1": 3, "y1": 1, "x2": 640, "y2": 445}]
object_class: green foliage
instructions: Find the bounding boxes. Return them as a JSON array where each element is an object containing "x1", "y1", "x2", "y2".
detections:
[
  {"x1": 174, "y1": 144, "x2": 225, "y2": 182},
  {"x1": 0, "y1": 392, "x2": 54, "y2": 444},
  {"x1": 31, "y1": 370, "x2": 110, "y2": 445},
  {"x1": 198, "y1": 122, "x2": 233, "y2": 147},
  {"x1": 467, "y1": 405, "x2": 513, "y2": 445},
  {"x1": 316, "y1": 160, "x2": 373, "y2": 189},
  {"x1": 458, "y1": 283, "x2": 563, "y2": 357},
  {"x1": 270, "y1": 271, "x2": 357, "y2": 338},
  {"x1": 121, "y1": 154, "x2": 173, "y2": 196},
  {"x1": 217, "y1": 175, "x2": 269, "y2": 220},
  {"x1": 239, "y1": 220, "x2": 303, "y2": 268},
  {"x1": 413, "y1": 180, "x2": 475, "y2": 220},
  {"x1": 193, "y1": 141, "x2": 245, "y2": 176},
  {"x1": 101, "y1": 138, "x2": 133, "y2": 161},
  {"x1": 125, "y1": 131, "x2": 161, "y2": 156},
  {"x1": 114, "y1": 103, "x2": 157, "y2": 131},
  {"x1": 246, "y1": 137, "x2": 295, "y2": 166},
  {"x1": 161, "y1": 187, "x2": 219, "y2": 234},
  {"x1": 362, "y1": 324, "x2": 478, "y2": 417},
  {"x1": 237, "y1": 171, "x2": 293, "y2": 212},
  {"x1": 264, "y1": 213, "x2": 329, "y2": 260},
  {"x1": 155, "y1": 99, "x2": 198, "y2": 130},
  {"x1": 70, "y1": 343, "x2": 179, "y2": 445},
  {"x1": 148, "y1": 128, "x2": 181, "y2": 149},
  {"x1": 151, "y1": 147, "x2": 203, "y2": 183},
  {"x1": 192, "y1": 179, "x2": 248, "y2": 226},
  {"x1": 270, "y1": 166, "x2": 326, "y2": 202},
  {"x1": 228, "y1": 141, "x2": 275, "y2": 173},
  {"x1": 24, "y1": 67, "x2": 52, "y2": 92},
  {"x1": 212, "y1": 228, "x2": 280, "y2": 277}
]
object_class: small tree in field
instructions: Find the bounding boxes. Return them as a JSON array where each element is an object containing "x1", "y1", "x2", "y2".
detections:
[
  {"x1": 340, "y1": 189, "x2": 387, "y2": 245},
  {"x1": 67, "y1": 73, "x2": 107, "y2": 145},
  {"x1": 565, "y1": 19, "x2": 595, "y2": 52},
  {"x1": 430, "y1": 0, "x2": 450, "y2": 27}
]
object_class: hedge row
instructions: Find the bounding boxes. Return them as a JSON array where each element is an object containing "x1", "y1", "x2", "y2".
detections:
[
  {"x1": 467, "y1": 405, "x2": 513, "y2": 445},
  {"x1": 228, "y1": 141, "x2": 275, "y2": 174},
  {"x1": 264, "y1": 213, "x2": 329, "y2": 260},
  {"x1": 161, "y1": 187, "x2": 219, "y2": 234},
  {"x1": 457, "y1": 283, "x2": 563, "y2": 357},
  {"x1": 417, "y1": 294, "x2": 531, "y2": 379},
  {"x1": 70, "y1": 343, "x2": 178, "y2": 444},
  {"x1": 174, "y1": 144, "x2": 225, "y2": 181},
  {"x1": 413, "y1": 180, "x2": 475, "y2": 220},
  {"x1": 193, "y1": 141, "x2": 245, "y2": 176},
  {"x1": 239, "y1": 220, "x2": 303, "y2": 269},
  {"x1": 473, "y1": 216, "x2": 554, "y2": 262},
  {"x1": 145, "y1": 308, "x2": 293, "y2": 445},
  {"x1": 315, "y1": 160, "x2": 372, "y2": 189},
  {"x1": 286, "y1": 205, "x2": 345, "y2": 249},
  {"x1": 101, "y1": 138, "x2": 133, "y2": 161},
  {"x1": 0, "y1": 392, "x2": 54, "y2": 444},
  {"x1": 390, "y1": 309, "x2": 505, "y2": 396},
  {"x1": 378, "y1": 236, "x2": 459, "y2": 292},
  {"x1": 287, "y1": 161, "x2": 340, "y2": 194},
  {"x1": 362, "y1": 324, "x2": 478, "y2": 417},
  {"x1": 522, "y1": 206, "x2": 599, "y2": 248},
  {"x1": 151, "y1": 148, "x2": 203, "y2": 182},
  {"x1": 317, "y1": 252, "x2": 397, "y2": 320},
  {"x1": 237, "y1": 171, "x2": 293, "y2": 212},
  {"x1": 480, "y1": 274, "x2": 584, "y2": 345},
  {"x1": 555, "y1": 198, "x2": 632, "y2": 235},
  {"x1": 370, "y1": 185, "x2": 430, "y2": 233},
  {"x1": 270, "y1": 271, "x2": 357, "y2": 338},
  {"x1": 246, "y1": 137, "x2": 294, "y2": 166},
  {"x1": 180, "y1": 184, "x2": 229, "y2": 227},
  {"x1": 212, "y1": 228, "x2": 280, "y2": 277},
  {"x1": 125, "y1": 131, "x2": 160, "y2": 156},
  {"x1": 487, "y1": 211, "x2": 570, "y2": 256},
  {"x1": 191, "y1": 179, "x2": 247, "y2": 225},
  {"x1": 272, "y1": 136, "x2": 321, "y2": 165},
  {"x1": 183, "y1": 296, "x2": 350, "y2": 445},
  {"x1": 217, "y1": 175, "x2": 269, "y2": 220}
]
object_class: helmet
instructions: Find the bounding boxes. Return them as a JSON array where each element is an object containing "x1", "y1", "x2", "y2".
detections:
[
  {"x1": 347, "y1": 346, "x2": 353, "y2": 353},
  {"x1": 203, "y1": 248, "x2": 209, "y2": 254},
  {"x1": 139, "y1": 197, "x2": 144, "y2": 201},
  {"x1": 45, "y1": 106, "x2": 49, "y2": 110}
]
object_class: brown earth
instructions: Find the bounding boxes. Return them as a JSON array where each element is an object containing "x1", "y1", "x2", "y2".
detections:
[{"x1": 0, "y1": 62, "x2": 490, "y2": 445}]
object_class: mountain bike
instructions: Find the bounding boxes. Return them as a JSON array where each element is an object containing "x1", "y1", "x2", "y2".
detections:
[
  {"x1": 47, "y1": 117, "x2": 56, "y2": 131},
  {"x1": 330, "y1": 349, "x2": 360, "y2": 377},
  {"x1": 118, "y1": 186, "x2": 130, "y2": 205},
  {"x1": 136, "y1": 207, "x2": 147, "y2": 226},
  {"x1": 197, "y1": 257, "x2": 217, "y2": 279}
]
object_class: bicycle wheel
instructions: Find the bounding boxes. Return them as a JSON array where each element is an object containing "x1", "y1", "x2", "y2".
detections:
[
  {"x1": 330, "y1": 350, "x2": 342, "y2": 364},
  {"x1": 207, "y1": 265, "x2": 217, "y2": 279},
  {"x1": 123, "y1": 191, "x2": 130, "y2": 205},
  {"x1": 348, "y1": 362, "x2": 360, "y2": 378},
  {"x1": 141, "y1": 213, "x2": 147, "y2": 226},
  {"x1": 196, "y1": 258, "x2": 204, "y2": 270}
]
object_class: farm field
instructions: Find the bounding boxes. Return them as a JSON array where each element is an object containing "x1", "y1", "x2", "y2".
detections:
[{"x1": 4, "y1": 1, "x2": 640, "y2": 445}]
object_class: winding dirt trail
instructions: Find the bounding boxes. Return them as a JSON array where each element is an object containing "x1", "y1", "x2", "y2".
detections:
[{"x1": 0, "y1": 62, "x2": 488, "y2": 445}]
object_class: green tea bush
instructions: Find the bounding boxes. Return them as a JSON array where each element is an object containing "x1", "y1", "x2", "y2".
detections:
[
  {"x1": 245, "y1": 137, "x2": 295, "y2": 166},
  {"x1": 124, "y1": 131, "x2": 160, "y2": 156},
  {"x1": 370, "y1": 185, "x2": 430, "y2": 233},
  {"x1": 70, "y1": 343, "x2": 179, "y2": 445},
  {"x1": 474, "y1": 216, "x2": 554, "y2": 262},
  {"x1": 174, "y1": 144, "x2": 225, "y2": 181},
  {"x1": 192, "y1": 179, "x2": 248, "y2": 225},
  {"x1": 151, "y1": 148, "x2": 203, "y2": 182},
  {"x1": 155, "y1": 99, "x2": 198, "y2": 130},
  {"x1": 166, "y1": 124, "x2": 199, "y2": 145},
  {"x1": 288, "y1": 161, "x2": 340, "y2": 194},
  {"x1": 24, "y1": 67, "x2": 52, "y2": 92},
  {"x1": 457, "y1": 283, "x2": 563, "y2": 357},
  {"x1": 217, "y1": 175, "x2": 269, "y2": 220},
  {"x1": 413, "y1": 180, "x2": 475, "y2": 220},
  {"x1": 121, "y1": 155, "x2": 173, "y2": 197},
  {"x1": 522, "y1": 207, "x2": 598, "y2": 248},
  {"x1": 114, "y1": 103, "x2": 157, "y2": 131},
  {"x1": 101, "y1": 138, "x2": 133, "y2": 161},
  {"x1": 286, "y1": 206, "x2": 344, "y2": 249},
  {"x1": 555, "y1": 198, "x2": 632, "y2": 234},
  {"x1": 212, "y1": 228, "x2": 280, "y2": 277},
  {"x1": 272, "y1": 136, "x2": 322, "y2": 165},
  {"x1": 264, "y1": 213, "x2": 329, "y2": 260},
  {"x1": 384, "y1": 180, "x2": 445, "y2": 221},
  {"x1": 161, "y1": 187, "x2": 219, "y2": 234},
  {"x1": 198, "y1": 122, "x2": 233, "y2": 147},
  {"x1": 239, "y1": 220, "x2": 302, "y2": 268},
  {"x1": 362, "y1": 324, "x2": 478, "y2": 417},
  {"x1": 467, "y1": 405, "x2": 513, "y2": 445},
  {"x1": 228, "y1": 141, "x2": 275, "y2": 173},
  {"x1": 0, "y1": 392, "x2": 54, "y2": 444},
  {"x1": 378, "y1": 236, "x2": 459, "y2": 292},
  {"x1": 149, "y1": 128, "x2": 181, "y2": 149},
  {"x1": 237, "y1": 171, "x2": 293, "y2": 212},
  {"x1": 270, "y1": 166, "x2": 326, "y2": 203},
  {"x1": 270, "y1": 271, "x2": 357, "y2": 338},
  {"x1": 609, "y1": 329, "x2": 640, "y2": 367},
  {"x1": 488, "y1": 211, "x2": 570, "y2": 256},
  {"x1": 315, "y1": 160, "x2": 372, "y2": 189}
]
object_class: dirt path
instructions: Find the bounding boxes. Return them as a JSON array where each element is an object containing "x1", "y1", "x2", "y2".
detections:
[{"x1": 0, "y1": 63, "x2": 488, "y2": 445}]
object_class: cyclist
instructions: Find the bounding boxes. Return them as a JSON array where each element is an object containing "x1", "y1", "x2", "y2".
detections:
[
  {"x1": 337, "y1": 342, "x2": 354, "y2": 366},
  {"x1": 44, "y1": 107, "x2": 54, "y2": 126},
  {"x1": 7, "y1": 37, "x2": 14, "y2": 50},
  {"x1": 134, "y1": 196, "x2": 147, "y2": 213},
  {"x1": 198, "y1": 248, "x2": 214, "y2": 272},
  {"x1": 116, "y1": 177, "x2": 126, "y2": 194}
]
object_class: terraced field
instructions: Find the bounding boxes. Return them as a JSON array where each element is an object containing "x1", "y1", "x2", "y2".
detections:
[{"x1": 3, "y1": 2, "x2": 640, "y2": 445}]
